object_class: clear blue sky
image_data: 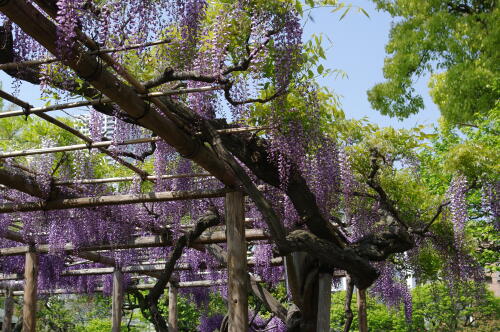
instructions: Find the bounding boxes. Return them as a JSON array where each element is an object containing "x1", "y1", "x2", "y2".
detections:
[
  {"x1": 1, "y1": 1, "x2": 440, "y2": 129},
  {"x1": 303, "y1": 0, "x2": 440, "y2": 129}
]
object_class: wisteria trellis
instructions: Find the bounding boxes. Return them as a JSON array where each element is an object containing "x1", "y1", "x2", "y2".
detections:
[{"x1": 0, "y1": 1, "x2": 497, "y2": 332}]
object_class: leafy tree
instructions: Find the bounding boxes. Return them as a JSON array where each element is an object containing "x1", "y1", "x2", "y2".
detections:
[
  {"x1": 368, "y1": 0, "x2": 499, "y2": 124},
  {"x1": 330, "y1": 282, "x2": 500, "y2": 332}
]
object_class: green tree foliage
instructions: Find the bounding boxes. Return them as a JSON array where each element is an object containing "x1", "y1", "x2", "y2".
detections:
[
  {"x1": 330, "y1": 282, "x2": 500, "y2": 332},
  {"x1": 417, "y1": 113, "x2": 500, "y2": 271},
  {"x1": 368, "y1": 0, "x2": 499, "y2": 124}
]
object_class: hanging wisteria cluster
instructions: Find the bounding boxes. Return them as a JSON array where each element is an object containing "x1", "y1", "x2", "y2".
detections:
[
  {"x1": 448, "y1": 175, "x2": 468, "y2": 247},
  {"x1": 371, "y1": 262, "x2": 412, "y2": 322},
  {"x1": 482, "y1": 181, "x2": 500, "y2": 230}
]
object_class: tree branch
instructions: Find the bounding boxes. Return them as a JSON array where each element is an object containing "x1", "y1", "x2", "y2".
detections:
[
  {"x1": 145, "y1": 209, "x2": 222, "y2": 331},
  {"x1": 367, "y1": 148, "x2": 409, "y2": 229}
]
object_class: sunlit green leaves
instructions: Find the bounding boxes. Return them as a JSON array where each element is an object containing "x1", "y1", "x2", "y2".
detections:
[{"x1": 368, "y1": 0, "x2": 500, "y2": 124}]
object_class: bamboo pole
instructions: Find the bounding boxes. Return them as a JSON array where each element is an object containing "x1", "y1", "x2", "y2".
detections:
[
  {"x1": 225, "y1": 192, "x2": 248, "y2": 332},
  {"x1": 0, "y1": 86, "x2": 222, "y2": 119},
  {"x1": 111, "y1": 270, "x2": 124, "y2": 332},
  {"x1": 1, "y1": 280, "x2": 228, "y2": 296},
  {"x1": 22, "y1": 251, "x2": 38, "y2": 332},
  {"x1": 0, "y1": 39, "x2": 171, "y2": 71},
  {"x1": 0, "y1": 126, "x2": 269, "y2": 159},
  {"x1": 168, "y1": 284, "x2": 178, "y2": 332},
  {"x1": 0, "y1": 188, "x2": 230, "y2": 213},
  {"x1": 316, "y1": 273, "x2": 333, "y2": 332},
  {"x1": 0, "y1": 137, "x2": 160, "y2": 158},
  {"x1": 2, "y1": 288, "x2": 14, "y2": 332},
  {"x1": 0, "y1": 257, "x2": 285, "y2": 281},
  {"x1": 0, "y1": 90, "x2": 31, "y2": 110},
  {"x1": 0, "y1": 229, "x2": 268, "y2": 257},
  {"x1": 54, "y1": 173, "x2": 213, "y2": 186},
  {"x1": 357, "y1": 288, "x2": 368, "y2": 332},
  {"x1": 36, "y1": 112, "x2": 150, "y2": 179},
  {"x1": 0, "y1": 88, "x2": 149, "y2": 179}
]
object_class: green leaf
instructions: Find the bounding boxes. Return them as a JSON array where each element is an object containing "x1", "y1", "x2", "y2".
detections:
[
  {"x1": 317, "y1": 64, "x2": 324, "y2": 75},
  {"x1": 358, "y1": 7, "x2": 369, "y2": 18},
  {"x1": 331, "y1": 3, "x2": 345, "y2": 13},
  {"x1": 339, "y1": 6, "x2": 351, "y2": 20}
]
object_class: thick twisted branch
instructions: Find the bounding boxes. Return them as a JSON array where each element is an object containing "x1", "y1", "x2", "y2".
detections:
[{"x1": 145, "y1": 209, "x2": 222, "y2": 331}]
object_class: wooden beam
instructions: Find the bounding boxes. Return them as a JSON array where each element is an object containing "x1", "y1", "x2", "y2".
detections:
[
  {"x1": 0, "y1": 90, "x2": 31, "y2": 109},
  {"x1": 316, "y1": 273, "x2": 332, "y2": 332},
  {"x1": 357, "y1": 288, "x2": 368, "y2": 332},
  {"x1": 226, "y1": 192, "x2": 248, "y2": 332},
  {"x1": 0, "y1": 229, "x2": 267, "y2": 257},
  {"x1": 111, "y1": 270, "x2": 124, "y2": 332},
  {"x1": 168, "y1": 284, "x2": 178, "y2": 332},
  {"x1": 0, "y1": 188, "x2": 230, "y2": 213},
  {"x1": 2, "y1": 288, "x2": 14, "y2": 332},
  {"x1": 22, "y1": 251, "x2": 38, "y2": 332},
  {"x1": 0, "y1": 166, "x2": 44, "y2": 198},
  {"x1": 248, "y1": 279, "x2": 287, "y2": 321}
]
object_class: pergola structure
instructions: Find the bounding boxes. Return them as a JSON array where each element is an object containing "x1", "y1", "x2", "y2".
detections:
[
  {"x1": 0, "y1": 145, "x2": 290, "y2": 332},
  {"x1": 0, "y1": 1, "x2": 377, "y2": 332}
]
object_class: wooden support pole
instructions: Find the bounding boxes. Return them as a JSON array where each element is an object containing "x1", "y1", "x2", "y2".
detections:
[
  {"x1": 22, "y1": 251, "x2": 38, "y2": 332},
  {"x1": 316, "y1": 273, "x2": 332, "y2": 332},
  {"x1": 357, "y1": 288, "x2": 368, "y2": 332},
  {"x1": 285, "y1": 252, "x2": 306, "y2": 309},
  {"x1": 225, "y1": 192, "x2": 248, "y2": 332},
  {"x1": 168, "y1": 284, "x2": 178, "y2": 332},
  {"x1": 2, "y1": 288, "x2": 14, "y2": 332},
  {"x1": 111, "y1": 270, "x2": 124, "y2": 332}
]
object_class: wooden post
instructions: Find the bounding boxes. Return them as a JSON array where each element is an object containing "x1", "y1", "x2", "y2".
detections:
[
  {"x1": 357, "y1": 288, "x2": 368, "y2": 332},
  {"x1": 2, "y1": 288, "x2": 14, "y2": 332},
  {"x1": 284, "y1": 253, "x2": 305, "y2": 308},
  {"x1": 316, "y1": 273, "x2": 332, "y2": 332},
  {"x1": 225, "y1": 191, "x2": 248, "y2": 332},
  {"x1": 168, "y1": 284, "x2": 178, "y2": 332},
  {"x1": 111, "y1": 270, "x2": 124, "y2": 332},
  {"x1": 22, "y1": 251, "x2": 38, "y2": 332}
]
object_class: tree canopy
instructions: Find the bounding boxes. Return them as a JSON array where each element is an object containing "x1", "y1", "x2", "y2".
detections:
[{"x1": 368, "y1": 0, "x2": 499, "y2": 124}]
